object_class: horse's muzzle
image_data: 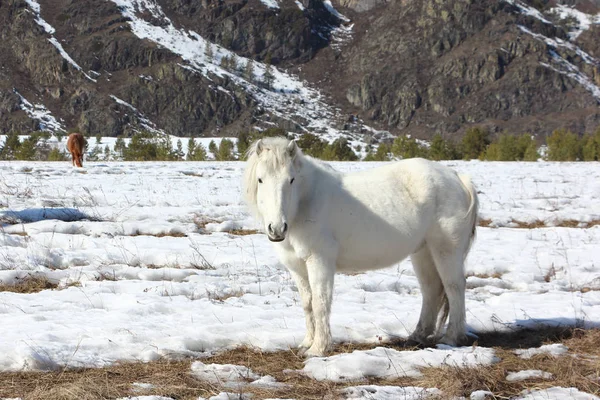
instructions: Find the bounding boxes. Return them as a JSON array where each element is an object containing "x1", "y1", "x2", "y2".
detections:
[{"x1": 267, "y1": 222, "x2": 287, "y2": 242}]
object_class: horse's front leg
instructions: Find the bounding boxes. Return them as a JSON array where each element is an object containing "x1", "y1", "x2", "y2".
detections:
[
  {"x1": 289, "y1": 270, "x2": 314, "y2": 351},
  {"x1": 305, "y1": 255, "x2": 335, "y2": 357}
]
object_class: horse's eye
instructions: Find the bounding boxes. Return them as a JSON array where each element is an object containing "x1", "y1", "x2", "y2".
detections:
[
  {"x1": 258, "y1": 178, "x2": 263, "y2": 184},
  {"x1": 290, "y1": 178, "x2": 295, "y2": 184}
]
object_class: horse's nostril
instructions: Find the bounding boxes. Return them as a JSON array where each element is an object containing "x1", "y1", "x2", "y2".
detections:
[
  {"x1": 282, "y1": 223, "x2": 288, "y2": 233},
  {"x1": 268, "y1": 223, "x2": 273, "y2": 234}
]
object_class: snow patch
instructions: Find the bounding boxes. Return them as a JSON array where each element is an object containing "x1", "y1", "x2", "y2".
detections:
[
  {"x1": 515, "y1": 344, "x2": 568, "y2": 359},
  {"x1": 506, "y1": 369, "x2": 554, "y2": 381},
  {"x1": 301, "y1": 346, "x2": 498, "y2": 381}
]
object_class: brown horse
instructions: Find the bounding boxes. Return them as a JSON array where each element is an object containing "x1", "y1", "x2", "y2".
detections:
[{"x1": 66, "y1": 133, "x2": 86, "y2": 167}]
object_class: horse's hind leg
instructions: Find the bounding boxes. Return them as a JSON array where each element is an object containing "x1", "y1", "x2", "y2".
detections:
[
  {"x1": 408, "y1": 244, "x2": 445, "y2": 346},
  {"x1": 428, "y1": 238, "x2": 468, "y2": 346}
]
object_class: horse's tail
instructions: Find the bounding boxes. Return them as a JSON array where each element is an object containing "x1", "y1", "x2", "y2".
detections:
[
  {"x1": 76, "y1": 134, "x2": 86, "y2": 151},
  {"x1": 436, "y1": 293, "x2": 450, "y2": 336},
  {"x1": 458, "y1": 174, "x2": 479, "y2": 257}
]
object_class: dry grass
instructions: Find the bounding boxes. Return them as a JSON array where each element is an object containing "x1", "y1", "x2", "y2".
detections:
[
  {"x1": 0, "y1": 275, "x2": 58, "y2": 293},
  {"x1": 0, "y1": 328, "x2": 598, "y2": 400},
  {"x1": 227, "y1": 229, "x2": 259, "y2": 236},
  {"x1": 417, "y1": 329, "x2": 600, "y2": 398},
  {"x1": 4, "y1": 230, "x2": 28, "y2": 236},
  {"x1": 194, "y1": 215, "x2": 259, "y2": 236},
  {"x1": 206, "y1": 289, "x2": 247, "y2": 302},
  {"x1": 466, "y1": 271, "x2": 503, "y2": 279},
  {"x1": 479, "y1": 219, "x2": 600, "y2": 229},
  {"x1": 129, "y1": 230, "x2": 187, "y2": 238}
]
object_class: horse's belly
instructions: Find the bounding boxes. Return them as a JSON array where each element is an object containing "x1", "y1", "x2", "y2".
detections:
[{"x1": 335, "y1": 232, "x2": 417, "y2": 272}]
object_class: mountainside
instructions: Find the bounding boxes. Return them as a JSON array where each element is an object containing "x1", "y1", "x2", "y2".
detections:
[{"x1": 0, "y1": 0, "x2": 599, "y2": 142}]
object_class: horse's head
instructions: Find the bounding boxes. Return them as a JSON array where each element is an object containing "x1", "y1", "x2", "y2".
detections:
[{"x1": 243, "y1": 137, "x2": 303, "y2": 242}]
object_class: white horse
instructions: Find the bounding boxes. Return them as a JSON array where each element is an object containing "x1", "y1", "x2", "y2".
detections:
[{"x1": 243, "y1": 137, "x2": 478, "y2": 357}]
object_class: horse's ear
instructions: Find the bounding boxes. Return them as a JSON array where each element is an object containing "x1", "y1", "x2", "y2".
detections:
[
  {"x1": 287, "y1": 140, "x2": 297, "y2": 158},
  {"x1": 255, "y1": 139, "x2": 264, "y2": 155}
]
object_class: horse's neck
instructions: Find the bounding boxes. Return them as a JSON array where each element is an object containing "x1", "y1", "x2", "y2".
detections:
[{"x1": 299, "y1": 157, "x2": 338, "y2": 206}]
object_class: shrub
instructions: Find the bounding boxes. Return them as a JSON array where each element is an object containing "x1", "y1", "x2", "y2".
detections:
[
  {"x1": 391, "y1": 135, "x2": 428, "y2": 159},
  {"x1": 187, "y1": 137, "x2": 207, "y2": 161},
  {"x1": 364, "y1": 142, "x2": 391, "y2": 161},
  {"x1": 428, "y1": 134, "x2": 454, "y2": 161},
  {"x1": 296, "y1": 133, "x2": 327, "y2": 158},
  {"x1": 48, "y1": 148, "x2": 67, "y2": 161},
  {"x1": 483, "y1": 133, "x2": 539, "y2": 161},
  {"x1": 0, "y1": 131, "x2": 21, "y2": 160},
  {"x1": 461, "y1": 126, "x2": 490, "y2": 160},
  {"x1": 547, "y1": 129, "x2": 581, "y2": 161},
  {"x1": 122, "y1": 131, "x2": 177, "y2": 161},
  {"x1": 217, "y1": 139, "x2": 236, "y2": 161},
  {"x1": 582, "y1": 128, "x2": 600, "y2": 161},
  {"x1": 14, "y1": 136, "x2": 39, "y2": 160},
  {"x1": 321, "y1": 138, "x2": 358, "y2": 161},
  {"x1": 114, "y1": 136, "x2": 126, "y2": 158}
]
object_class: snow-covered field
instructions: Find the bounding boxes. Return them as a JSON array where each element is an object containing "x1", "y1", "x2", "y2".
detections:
[{"x1": 1, "y1": 160, "x2": 600, "y2": 399}]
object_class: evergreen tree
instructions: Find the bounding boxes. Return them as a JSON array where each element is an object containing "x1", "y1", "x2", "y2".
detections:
[
  {"x1": 114, "y1": 136, "x2": 126, "y2": 158},
  {"x1": 582, "y1": 129, "x2": 600, "y2": 161},
  {"x1": 321, "y1": 138, "x2": 358, "y2": 161},
  {"x1": 0, "y1": 131, "x2": 21, "y2": 160},
  {"x1": 523, "y1": 141, "x2": 539, "y2": 161},
  {"x1": 48, "y1": 148, "x2": 66, "y2": 161},
  {"x1": 15, "y1": 136, "x2": 39, "y2": 160},
  {"x1": 230, "y1": 54, "x2": 239, "y2": 73},
  {"x1": 208, "y1": 140, "x2": 218, "y2": 159},
  {"x1": 218, "y1": 139, "x2": 235, "y2": 161},
  {"x1": 205, "y1": 43, "x2": 214, "y2": 61},
  {"x1": 220, "y1": 54, "x2": 231, "y2": 70},
  {"x1": 296, "y1": 133, "x2": 327, "y2": 158},
  {"x1": 391, "y1": 135, "x2": 428, "y2": 159},
  {"x1": 428, "y1": 134, "x2": 449, "y2": 160},
  {"x1": 461, "y1": 126, "x2": 490, "y2": 160},
  {"x1": 262, "y1": 64, "x2": 275, "y2": 90},
  {"x1": 547, "y1": 128, "x2": 581, "y2": 161},
  {"x1": 244, "y1": 59, "x2": 255, "y2": 82}
]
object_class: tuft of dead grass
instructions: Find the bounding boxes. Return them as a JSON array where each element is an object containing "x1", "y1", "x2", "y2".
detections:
[
  {"x1": 129, "y1": 230, "x2": 187, "y2": 238},
  {"x1": 467, "y1": 271, "x2": 503, "y2": 279},
  {"x1": 227, "y1": 229, "x2": 259, "y2": 236},
  {"x1": 0, "y1": 275, "x2": 58, "y2": 293},
  {"x1": 479, "y1": 219, "x2": 600, "y2": 229}
]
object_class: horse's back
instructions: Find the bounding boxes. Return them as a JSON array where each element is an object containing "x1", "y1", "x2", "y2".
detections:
[{"x1": 67, "y1": 133, "x2": 84, "y2": 152}]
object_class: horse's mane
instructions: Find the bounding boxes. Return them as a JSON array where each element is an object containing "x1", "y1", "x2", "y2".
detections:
[{"x1": 243, "y1": 137, "x2": 304, "y2": 219}]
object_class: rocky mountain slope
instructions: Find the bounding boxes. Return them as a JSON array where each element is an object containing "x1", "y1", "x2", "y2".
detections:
[{"x1": 0, "y1": 0, "x2": 599, "y2": 142}]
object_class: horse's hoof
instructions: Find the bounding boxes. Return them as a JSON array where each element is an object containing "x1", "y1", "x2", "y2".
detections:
[
  {"x1": 440, "y1": 334, "x2": 469, "y2": 347},
  {"x1": 304, "y1": 345, "x2": 327, "y2": 358}
]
